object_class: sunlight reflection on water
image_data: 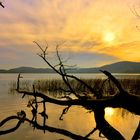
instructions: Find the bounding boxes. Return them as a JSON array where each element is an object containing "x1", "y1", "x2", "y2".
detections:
[
  {"x1": 105, "y1": 107, "x2": 140, "y2": 140},
  {"x1": 0, "y1": 73, "x2": 140, "y2": 140}
]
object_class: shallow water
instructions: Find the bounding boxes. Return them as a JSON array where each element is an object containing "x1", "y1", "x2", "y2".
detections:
[{"x1": 0, "y1": 73, "x2": 140, "y2": 140}]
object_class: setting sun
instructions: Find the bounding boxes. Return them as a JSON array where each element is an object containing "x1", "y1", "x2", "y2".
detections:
[{"x1": 103, "y1": 32, "x2": 115, "y2": 43}]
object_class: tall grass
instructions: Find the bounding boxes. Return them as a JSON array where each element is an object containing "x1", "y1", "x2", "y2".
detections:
[{"x1": 9, "y1": 78, "x2": 140, "y2": 97}]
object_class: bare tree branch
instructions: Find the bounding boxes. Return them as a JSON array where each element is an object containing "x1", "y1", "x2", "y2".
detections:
[
  {"x1": 1, "y1": 42, "x2": 140, "y2": 140},
  {"x1": 0, "y1": 115, "x2": 91, "y2": 140},
  {"x1": 0, "y1": 2, "x2": 4, "y2": 8}
]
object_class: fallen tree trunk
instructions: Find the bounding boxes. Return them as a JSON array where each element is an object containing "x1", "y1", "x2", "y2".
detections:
[{"x1": 0, "y1": 43, "x2": 140, "y2": 139}]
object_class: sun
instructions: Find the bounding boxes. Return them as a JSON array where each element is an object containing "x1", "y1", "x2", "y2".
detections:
[{"x1": 103, "y1": 32, "x2": 115, "y2": 43}]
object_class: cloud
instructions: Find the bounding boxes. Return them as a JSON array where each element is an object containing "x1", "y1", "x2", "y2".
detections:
[
  {"x1": 0, "y1": 0, "x2": 140, "y2": 68},
  {"x1": 96, "y1": 41, "x2": 140, "y2": 62},
  {"x1": 63, "y1": 51, "x2": 120, "y2": 67}
]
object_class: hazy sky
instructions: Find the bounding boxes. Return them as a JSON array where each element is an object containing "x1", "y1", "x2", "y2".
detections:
[{"x1": 0, "y1": 0, "x2": 140, "y2": 69}]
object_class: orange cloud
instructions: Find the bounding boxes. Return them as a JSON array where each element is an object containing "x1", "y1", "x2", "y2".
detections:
[{"x1": 0, "y1": 0, "x2": 140, "y2": 68}]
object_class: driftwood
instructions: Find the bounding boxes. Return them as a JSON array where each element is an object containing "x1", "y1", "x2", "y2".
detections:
[{"x1": 0, "y1": 42, "x2": 140, "y2": 140}]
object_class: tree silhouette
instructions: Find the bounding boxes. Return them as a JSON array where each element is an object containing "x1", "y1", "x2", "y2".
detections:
[
  {"x1": 0, "y1": 42, "x2": 140, "y2": 140},
  {"x1": 0, "y1": 1, "x2": 4, "y2": 8}
]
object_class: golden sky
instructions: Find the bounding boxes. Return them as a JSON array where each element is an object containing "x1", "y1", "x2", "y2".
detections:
[{"x1": 0, "y1": 0, "x2": 140, "y2": 68}]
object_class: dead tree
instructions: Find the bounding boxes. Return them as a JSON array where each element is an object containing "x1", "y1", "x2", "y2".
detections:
[{"x1": 0, "y1": 42, "x2": 140, "y2": 140}]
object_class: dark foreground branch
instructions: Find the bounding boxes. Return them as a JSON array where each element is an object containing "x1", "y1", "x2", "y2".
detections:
[
  {"x1": 17, "y1": 88, "x2": 140, "y2": 115},
  {"x1": 0, "y1": 116, "x2": 23, "y2": 135},
  {"x1": 0, "y1": 115, "x2": 91, "y2": 140},
  {"x1": 1, "y1": 42, "x2": 140, "y2": 140},
  {"x1": 16, "y1": 79, "x2": 140, "y2": 140},
  {"x1": 0, "y1": 2, "x2": 4, "y2": 8}
]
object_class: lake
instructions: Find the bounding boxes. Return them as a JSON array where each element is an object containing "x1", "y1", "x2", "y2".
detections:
[{"x1": 0, "y1": 73, "x2": 140, "y2": 140}]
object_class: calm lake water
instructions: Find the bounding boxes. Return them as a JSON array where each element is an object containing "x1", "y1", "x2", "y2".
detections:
[{"x1": 0, "y1": 73, "x2": 140, "y2": 140}]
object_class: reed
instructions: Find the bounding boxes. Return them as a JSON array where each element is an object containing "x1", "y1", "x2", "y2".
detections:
[{"x1": 9, "y1": 78, "x2": 140, "y2": 97}]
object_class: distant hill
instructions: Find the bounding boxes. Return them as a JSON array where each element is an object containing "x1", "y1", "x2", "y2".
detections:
[
  {"x1": 100, "y1": 61, "x2": 140, "y2": 73},
  {"x1": 67, "y1": 61, "x2": 140, "y2": 73},
  {"x1": 8, "y1": 67, "x2": 55, "y2": 73},
  {"x1": 0, "y1": 61, "x2": 140, "y2": 73}
]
